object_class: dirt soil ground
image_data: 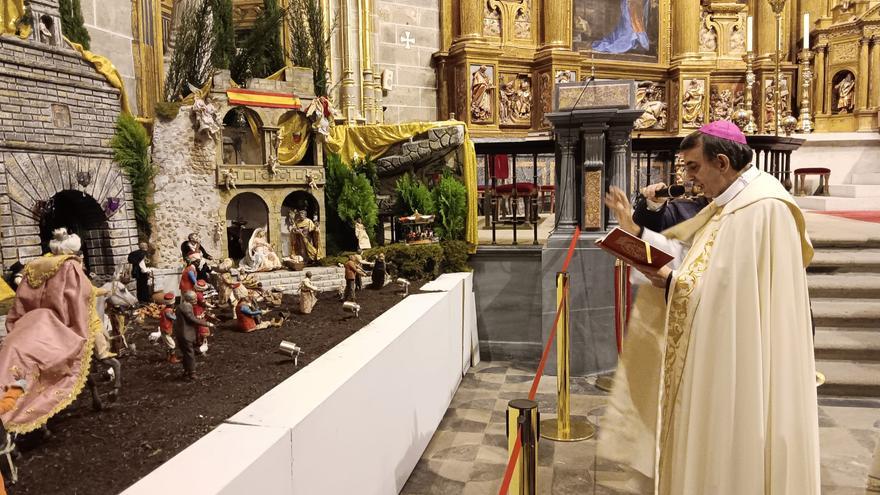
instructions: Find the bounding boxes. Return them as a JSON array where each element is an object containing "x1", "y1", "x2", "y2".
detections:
[{"x1": 10, "y1": 284, "x2": 417, "y2": 495}]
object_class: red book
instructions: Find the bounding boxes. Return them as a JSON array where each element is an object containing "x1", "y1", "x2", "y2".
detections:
[{"x1": 595, "y1": 227, "x2": 674, "y2": 268}]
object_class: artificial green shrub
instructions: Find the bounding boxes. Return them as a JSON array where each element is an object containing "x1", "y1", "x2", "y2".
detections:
[
  {"x1": 440, "y1": 240, "x2": 470, "y2": 273},
  {"x1": 336, "y1": 172, "x2": 379, "y2": 242},
  {"x1": 394, "y1": 173, "x2": 435, "y2": 215},
  {"x1": 210, "y1": 0, "x2": 235, "y2": 69},
  {"x1": 363, "y1": 243, "x2": 443, "y2": 281},
  {"x1": 432, "y1": 173, "x2": 467, "y2": 240},
  {"x1": 324, "y1": 154, "x2": 378, "y2": 253},
  {"x1": 59, "y1": 0, "x2": 91, "y2": 49},
  {"x1": 111, "y1": 114, "x2": 156, "y2": 236}
]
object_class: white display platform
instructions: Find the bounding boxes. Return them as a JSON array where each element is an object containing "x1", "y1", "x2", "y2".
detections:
[{"x1": 123, "y1": 273, "x2": 477, "y2": 495}]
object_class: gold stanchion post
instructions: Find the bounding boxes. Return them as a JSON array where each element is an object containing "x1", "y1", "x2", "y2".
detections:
[
  {"x1": 541, "y1": 272, "x2": 595, "y2": 442},
  {"x1": 506, "y1": 399, "x2": 539, "y2": 495}
]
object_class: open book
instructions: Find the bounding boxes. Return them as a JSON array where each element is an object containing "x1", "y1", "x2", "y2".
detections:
[{"x1": 595, "y1": 227, "x2": 674, "y2": 268}]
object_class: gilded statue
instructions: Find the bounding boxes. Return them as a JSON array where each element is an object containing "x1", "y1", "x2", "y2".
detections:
[
  {"x1": 764, "y1": 78, "x2": 789, "y2": 129},
  {"x1": 835, "y1": 73, "x2": 855, "y2": 114},
  {"x1": 711, "y1": 88, "x2": 738, "y2": 122},
  {"x1": 515, "y1": 80, "x2": 531, "y2": 120},
  {"x1": 730, "y1": 25, "x2": 745, "y2": 52},
  {"x1": 500, "y1": 79, "x2": 517, "y2": 124},
  {"x1": 471, "y1": 65, "x2": 494, "y2": 122},
  {"x1": 635, "y1": 82, "x2": 667, "y2": 130},
  {"x1": 681, "y1": 79, "x2": 705, "y2": 128}
]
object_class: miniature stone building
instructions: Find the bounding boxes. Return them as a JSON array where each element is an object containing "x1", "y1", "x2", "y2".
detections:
[
  {"x1": 0, "y1": 0, "x2": 138, "y2": 281},
  {"x1": 150, "y1": 68, "x2": 326, "y2": 268}
]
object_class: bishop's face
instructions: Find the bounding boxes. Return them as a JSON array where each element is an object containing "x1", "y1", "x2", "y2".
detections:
[{"x1": 681, "y1": 144, "x2": 732, "y2": 199}]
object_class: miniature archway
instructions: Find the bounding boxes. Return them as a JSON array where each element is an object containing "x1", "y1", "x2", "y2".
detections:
[
  {"x1": 225, "y1": 192, "x2": 270, "y2": 262},
  {"x1": 280, "y1": 190, "x2": 320, "y2": 257},
  {"x1": 222, "y1": 106, "x2": 264, "y2": 165},
  {"x1": 39, "y1": 190, "x2": 111, "y2": 278}
]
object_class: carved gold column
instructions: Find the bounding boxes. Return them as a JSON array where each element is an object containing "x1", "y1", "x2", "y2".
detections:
[
  {"x1": 340, "y1": 0, "x2": 358, "y2": 124},
  {"x1": 542, "y1": 0, "x2": 571, "y2": 49},
  {"x1": 857, "y1": 36, "x2": 870, "y2": 110},
  {"x1": 459, "y1": 0, "x2": 482, "y2": 41},
  {"x1": 358, "y1": 0, "x2": 375, "y2": 123},
  {"x1": 814, "y1": 42, "x2": 826, "y2": 113},
  {"x1": 440, "y1": 0, "x2": 453, "y2": 50},
  {"x1": 672, "y1": 0, "x2": 701, "y2": 57},
  {"x1": 869, "y1": 36, "x2": 880, "y2": 109}
]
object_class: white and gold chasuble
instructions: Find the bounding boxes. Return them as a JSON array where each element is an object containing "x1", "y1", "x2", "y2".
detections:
[{"x1": 600, "y1": 172, "x2": 820, "y2": 495}]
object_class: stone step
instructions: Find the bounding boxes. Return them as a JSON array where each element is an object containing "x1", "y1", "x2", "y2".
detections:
[
  {"x1": 808, "y1": 273, "x2": 880, "y2": 298},
  {"x1": 852, "y1": 173, "x2": 880, "y2": 185},
  {"x1": 815, "y1": 329, "x2": 880, "y2": 361},
  {"x1": 828, "y1": 184, "x2": 880, "y2": 198},
  {"x1": 797, "y1": 195, "x2": 880, "y2": 211},
  {"x1": 811, "y1": 298, "x2": 880, "y2": 328},
  {"x1": 816, "y1": 359, "x2": 880, "y2": 397},
  {"x1": 810, "y1": 249, "x2": 880, "y2": 272}
]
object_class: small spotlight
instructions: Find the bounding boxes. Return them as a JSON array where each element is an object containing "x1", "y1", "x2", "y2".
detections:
[
  {"x1": 278, "y1": 340, "x2": 302, "y2": 366},
  {"x1": 342, "y1": 301, "x2": 361, "y2": 318},
  {"x1": 396, "y1": 278, "x2": 410, "y2": 296}
]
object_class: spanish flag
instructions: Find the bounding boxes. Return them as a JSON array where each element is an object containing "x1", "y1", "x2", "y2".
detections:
[{"x1": 226, "y1": 88, "x2": 302, "y2": 109}]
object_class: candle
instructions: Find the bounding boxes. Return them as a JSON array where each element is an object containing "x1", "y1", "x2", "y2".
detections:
[
  {"x1": 803, "y1": 13, "x2": 810, "y2": 50},
  {"x1": 747, "y1": 16, "x2": 754, "y2": 53}
]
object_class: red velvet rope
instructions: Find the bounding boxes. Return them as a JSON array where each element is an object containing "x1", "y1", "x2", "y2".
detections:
[{"x1": 497, "y1": 227, "x2": 580, "y2": 495}]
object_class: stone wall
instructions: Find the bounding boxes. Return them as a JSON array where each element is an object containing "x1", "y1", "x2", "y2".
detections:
[
  {"x1": 0, "y1": 28, "x2": 138, "y2": 279},
  {"x1": 374, "y1": 0, "x2": 440, "y2": 123},
  {"x1": 151, "y1": 106, "x2": 221, "y2": 268},
  {"x1": 80, "y1": 0, "x2": 139, "y2": 115}
]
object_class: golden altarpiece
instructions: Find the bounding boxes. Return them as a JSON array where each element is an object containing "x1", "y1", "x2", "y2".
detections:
[{"x1": 434, "y1": 0, "x2": 879, "y2": 137}]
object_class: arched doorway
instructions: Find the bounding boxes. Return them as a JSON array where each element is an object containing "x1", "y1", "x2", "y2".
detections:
[
  {"x1": 38, "y1": 190, "x2": 111, "y2": 278},
  {"x1": 226, "y1": 192, "x2": 269, "y2": 263},
  {"x1": 281, "y1": 191, "x2": 320, "y2": 257},
  {"x1": 222, "y1": 107, "x2": 264, "y2": 165}
]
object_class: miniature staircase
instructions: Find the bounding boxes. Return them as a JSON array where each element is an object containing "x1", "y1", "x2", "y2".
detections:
[{"x1": 811, "y1": 240, "x2": 880, "y2": 397}]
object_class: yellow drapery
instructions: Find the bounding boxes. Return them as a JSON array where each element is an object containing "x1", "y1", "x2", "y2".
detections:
[
  {"x1": 0, "y1": 277, "x2": 14, "y2": 316},
  {"x1": 65, "y1": 38, "x2": 131, "y2": 115},
  {"x1": 0, "y1": 0, "x2": 30, "y2": 38},
  {"x1": 278, "y1": 112, "x2": 311, "y2": 165},
  {"x1": 325, "y1": 120, "x2": 478, "y2": 251}
]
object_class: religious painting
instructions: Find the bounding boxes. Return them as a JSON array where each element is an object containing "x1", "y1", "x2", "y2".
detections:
[
  {"x1": 470, "y1": 64, "x2": 495, "y2": 124},
  {"x1": 573, "y1": 0, "x2": 662, "y2": 63}
]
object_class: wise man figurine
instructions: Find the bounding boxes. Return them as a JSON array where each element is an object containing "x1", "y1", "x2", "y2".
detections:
[{"x1": 288, "y1": 210, "x2": 320, "y2": 263}]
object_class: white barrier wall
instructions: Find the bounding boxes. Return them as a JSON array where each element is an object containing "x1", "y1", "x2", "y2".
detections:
[{"x1": 123, "y1": 273, "x2": 477, "y2": 495}]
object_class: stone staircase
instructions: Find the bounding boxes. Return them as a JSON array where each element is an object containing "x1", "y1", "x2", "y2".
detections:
[
  {"x1": 250, "y1": 267, "x2": 372, "y2": 295},
  {"x1": 811, "y1": 241, "x2": 880, "y2": 397}
]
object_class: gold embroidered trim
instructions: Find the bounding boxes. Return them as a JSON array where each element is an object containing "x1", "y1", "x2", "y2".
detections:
[
  {"x1": 7, "y1": 281, "x2": 101, "y2": 434},
  {"x1": 21, "y1": 255, "x2": 77, "y2": 288},
  {"x1": 658, "y1": 224, "x2": 720, "y2": 471}
]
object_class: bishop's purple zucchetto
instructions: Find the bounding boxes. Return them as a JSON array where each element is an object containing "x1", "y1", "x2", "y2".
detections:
[{"x1": 698, "y1": 120, "x2": 748, "y2": 145}]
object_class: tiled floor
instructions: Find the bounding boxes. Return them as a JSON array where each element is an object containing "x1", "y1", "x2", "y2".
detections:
[{"x1": 401, "y1": 361, "x2": 880, "y2": 495}]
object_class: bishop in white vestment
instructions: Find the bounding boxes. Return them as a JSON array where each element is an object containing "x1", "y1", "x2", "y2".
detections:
[{"x1": 601, "y1": 121, "x2": 820, "y2": 495}]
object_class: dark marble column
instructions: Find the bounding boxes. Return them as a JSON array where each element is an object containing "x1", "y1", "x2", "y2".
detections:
[
  {"x1": 553, "y1": 128, "x2": 579, "y2": 232},
  {"x1": 606, "y1": 127, "x2": 631, "y2": 227}
]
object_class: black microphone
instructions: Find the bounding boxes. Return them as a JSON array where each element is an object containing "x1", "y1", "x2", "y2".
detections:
[{"x1": 655, "y1": 184, "x2": 686, "y2": 198}]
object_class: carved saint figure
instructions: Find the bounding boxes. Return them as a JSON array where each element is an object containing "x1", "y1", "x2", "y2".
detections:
[
  {"x1": 288, "y1": 210, "x2": 320, "y2": 263},
  {"x1": 499, "y1": 79, "x2": 517, "y2": 124},
  {"x1": 835, "y1": 73, "x2": 855, "y2": 114},
  {"x1": 711, "y1": 88, "x2": 735, "y2": 122},
  {"x1": 681, "y1": 79, "x2": 705, "y2": 127},
  {"x1": 730, "y1": 25, "x2": 745, "y2": 52},
  {"x1": 192, "y1": 96, "x2": 221, "y2": 138},
  {"x1": 471, "y1": 65, "x2": 494, "y2": 122},
  {"x1": 699, "y1": 12, "x2": 717, "y2": 52},
  {"x1": 635, "y1": 81, "x2": 667, "y2": 130},
  {"x1": 764, "y1": 78, "x2": 789, "y2": 129},
  {"x1": 515, "y1": 80, "x2": 532, "y2": 120}
]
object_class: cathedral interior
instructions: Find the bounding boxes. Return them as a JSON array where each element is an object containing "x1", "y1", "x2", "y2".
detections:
[{"x1": 0, "y1": 0, "x2": 880, "y2": 494}]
